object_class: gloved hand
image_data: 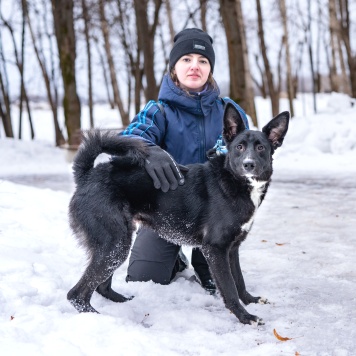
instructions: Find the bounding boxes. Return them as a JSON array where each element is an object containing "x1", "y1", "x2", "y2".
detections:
[{"x1": 145, "y1": 145, "x2": 188, "y2": 193}]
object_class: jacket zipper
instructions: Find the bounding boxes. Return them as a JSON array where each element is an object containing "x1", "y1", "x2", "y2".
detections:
[{"x1": 198, "y1": 114, "x2": 206, "y2": 163}]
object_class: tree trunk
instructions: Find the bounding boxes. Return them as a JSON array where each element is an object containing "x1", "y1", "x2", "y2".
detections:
[
  {"x1": 134, "y1": 0, "x2": 162, "y2": 101},
  {"x1": 81, "y1": 0, "x2": 94, "y2": 128},
  {"x1": 98, "y1": 0, "x2": 129, "y2": 126},
  {"x1": 51, "y1": 0, "x2": 81, "y2": 147},
  {"x1": 0, "y1": 70, "x2": 13, "y2": 137},
  {"x1": 116, "y1": 0, "x2": 142, "y2": 117},
  {"x1": 25, "y1": 0, "x2": 65, "y2": 146},
  {"x1": 337, "y1": 0, "x2": 356, "y2": 98},
  {"x1": 2, "y1": 10, "x2": 34, "y2": 140},
  {"x1": 0, "y1": 8, "x2": 13, "y2": 137},
  {"x1": 336, "y1": 33, "x2": 350, "y2": 95},
  {"x1": 133, "y1": 47, "x2": 143, "y2": 114},
  {"x1": 200, "y1": 0, "x2": 208, "y2": 32},
  {"x1": 21, "y1": 0, "x2": 35, "y2": 139},
  {"x1": 328, "y1": 0, "x2": 339, "y2": 92},
  {"x1": 315, "y1": 1, "x2": 322, "y2": 93},
  {"x1": 165, "y1": 0, "x2": 175, "y2": 44},
  {"x1": 307, "y1": 0, "x2": 317, "y2": 113},
  {"x1": 18, "y1": 4, "x2": 25, "y2": 139},
  {"x1": 279, "y1": 0, "x2": 294, "y2": 117},
  {"x1": 256, "y1": 0, "x2": 279, "y2": 116},
  {"x1": 252, "y1": 54, "x2": 267, "y2": 98},
  {"x1": 220, "y1": 0, "x2": 257, "y2": 126},
  {"x1": 93, "y1": 38, "x2": 114, "y2": 109}
]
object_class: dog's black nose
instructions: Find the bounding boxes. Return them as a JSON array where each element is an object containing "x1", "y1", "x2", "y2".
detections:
[{"x1": 243, "y1": 160, "x2": 256, "y2": 172}]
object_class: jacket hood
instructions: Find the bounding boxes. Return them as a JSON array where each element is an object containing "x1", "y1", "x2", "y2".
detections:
[{"x1": 158, "y1": 74, "x2": 221, "y2": 117}]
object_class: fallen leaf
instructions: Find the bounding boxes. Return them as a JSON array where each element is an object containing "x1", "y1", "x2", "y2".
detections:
[
  {"x1": 295, "y1": 352, "x2": 301, "y2": 356},
  {"x1": 275, "y1": 242, "x2": 288, "y2": 246},
  {"x1": 261, "y1": 240, "x2": 268, "y2": 242},
  {"x1": 273, "y1": 328, "x2": 293, "y2": 341},
  {"x1": 10, "y1": 316, "x2": 14, "y2": 320}
]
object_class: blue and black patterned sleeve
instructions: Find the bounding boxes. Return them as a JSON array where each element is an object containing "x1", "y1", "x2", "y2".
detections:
[{"x1": 120, "y1": 100, "x2": 166, "y2": 145}]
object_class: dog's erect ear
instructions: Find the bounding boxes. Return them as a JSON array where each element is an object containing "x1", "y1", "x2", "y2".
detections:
[
  {"x1": 262, "y1": 111, "x2": 290, "y2": 150},
  {"x1": 223, "y1": 103, "x2": 246, "y2": 143}
]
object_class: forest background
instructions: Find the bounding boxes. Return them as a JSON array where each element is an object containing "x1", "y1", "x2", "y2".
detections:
[{"x1": 0, "y1": 0, "x2": 355, "y2": 147}]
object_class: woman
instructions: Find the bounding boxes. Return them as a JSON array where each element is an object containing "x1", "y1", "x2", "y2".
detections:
[{"x1": 122, "y1": 28, "x2": 249, "y2": 293}]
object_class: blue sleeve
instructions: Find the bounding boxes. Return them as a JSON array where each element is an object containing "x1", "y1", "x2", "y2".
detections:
[{"x1": 120, "y1": 100, "x2": 166, "y2": 145}]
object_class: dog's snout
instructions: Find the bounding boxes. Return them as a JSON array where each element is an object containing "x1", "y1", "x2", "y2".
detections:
[{"x1": 243, "y1": 159, "x2": 256, "y2": 172}]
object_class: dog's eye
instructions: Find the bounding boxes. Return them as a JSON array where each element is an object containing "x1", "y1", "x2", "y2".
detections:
[
  {"x1": 257, "y1": 145, "x2": 265, "y2": 151},
  {"x1": 236, "y1": 144, "x2": 244, "y2": 151}
]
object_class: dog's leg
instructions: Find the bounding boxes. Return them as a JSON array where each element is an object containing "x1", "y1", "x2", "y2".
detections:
[
  {"x1": 96, "y1": 275, "x2": 132, "y2": 302},
  {"x1": 67, "y1": 214, "x2": 134, "y2": 314},
  {"x1": 229, "y1": 242, "x2": 268, "y2": 305},
  {"x1": 67, "y1": 245, "x2": 131, "y2": 313},
  {"x1": 201, "y1": 244, "x2": 264, "y2": 326}
]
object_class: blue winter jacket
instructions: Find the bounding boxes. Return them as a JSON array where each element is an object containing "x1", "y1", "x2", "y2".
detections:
[{"x1": 121, "y1": 74, "x2": 248, "y2": 165}]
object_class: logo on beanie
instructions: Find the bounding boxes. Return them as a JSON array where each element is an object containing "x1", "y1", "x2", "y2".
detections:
[{"x1": 193, "y1": 40, "x2": 205, "y2": 51}]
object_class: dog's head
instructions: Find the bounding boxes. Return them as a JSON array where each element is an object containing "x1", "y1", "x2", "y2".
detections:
[{"x1": 222, "y1": 103, "x2": 289, "y2": 181}]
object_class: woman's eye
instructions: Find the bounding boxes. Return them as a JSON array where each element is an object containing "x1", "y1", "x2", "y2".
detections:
[{"x1": 200, "y1": 60, "x2": 208, "y2": 64}]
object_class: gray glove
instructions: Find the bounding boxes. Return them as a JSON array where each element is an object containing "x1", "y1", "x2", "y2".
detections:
[{"x1": 145, "y1": 145, "x2": 188, "y2": 193}]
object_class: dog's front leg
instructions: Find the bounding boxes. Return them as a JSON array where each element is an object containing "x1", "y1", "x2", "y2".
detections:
[
  {"x1": 229, "y1": 241, "x2": 268, "y2": 305},
  {"x1": 201, "y1": 244, "x2": 264, "y2": 326}
]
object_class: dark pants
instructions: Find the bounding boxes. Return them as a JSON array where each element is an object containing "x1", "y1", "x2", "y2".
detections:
[{"x1": 126, "y1": 227, "x2": 211, "y2": 284}]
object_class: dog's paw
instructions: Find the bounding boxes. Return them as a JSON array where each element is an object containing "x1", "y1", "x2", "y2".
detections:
[
  {"x1": 238, "y1": 312, "x2": 264, "y2": 326},
  {"x1": 258, "y1": 296, "x2": 269, "y2": 305},
  {"x1": 240, "y1": 292, "x2": 262, "y2": 305},
  {"x1": 250, "y1": 316, "x2": 265, "y2": 326},
  {"x1": 69, "y1": 299, "x2": 99, "y2": 313}
]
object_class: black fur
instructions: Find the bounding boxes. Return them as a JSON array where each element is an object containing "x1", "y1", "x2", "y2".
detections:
[{"x1": 68, "y1": 104, "x2": 289, "y2": 325}]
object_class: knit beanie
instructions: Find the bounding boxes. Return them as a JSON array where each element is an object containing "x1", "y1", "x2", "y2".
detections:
[{"x1": 169, "y1": 28, "x2": 215, "y2": 72}]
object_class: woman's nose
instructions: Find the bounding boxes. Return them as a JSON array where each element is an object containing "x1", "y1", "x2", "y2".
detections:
[{"x1": 190, "y1": 59, "x2": 199, "y2": 69}]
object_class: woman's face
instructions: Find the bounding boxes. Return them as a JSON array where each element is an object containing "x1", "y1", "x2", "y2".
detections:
[{"x1": 174, "y1": 53, "x2": 211, "y2": 92}]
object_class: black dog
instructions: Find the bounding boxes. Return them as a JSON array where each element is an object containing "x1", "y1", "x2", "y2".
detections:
[{"x1": 68, "y1": 103, "x2": 289, "y2": 325}]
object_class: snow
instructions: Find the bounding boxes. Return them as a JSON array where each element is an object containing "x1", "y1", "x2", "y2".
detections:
[{"x1": 1, "y1": 93, "x2": 356, "y2": 355}]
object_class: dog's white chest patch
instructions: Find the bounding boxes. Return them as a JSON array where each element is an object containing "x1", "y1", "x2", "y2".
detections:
[
  {"x1": 248, "y1": 178, "x2": 267, "y2": 208},
  {"x1": 241, "y1": 179, "x2": 267, "y2": 232}
]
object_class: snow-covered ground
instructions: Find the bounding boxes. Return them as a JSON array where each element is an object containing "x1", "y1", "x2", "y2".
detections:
[{"x1": 1, "y1": 93, "x2": 356, "y2": 355}]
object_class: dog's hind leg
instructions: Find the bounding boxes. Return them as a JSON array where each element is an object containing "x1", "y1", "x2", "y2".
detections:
[
  {"x1": 201, "y1": 243, "x2": 264, "y2": 326},
  {"x1": 96, "y1": 274, "x2": 132, "y2": 302},
  {"x1": 67, "y1": 243, "x2": 131, "y2": 313},
  {"x1": 229, "y1": 241, "x2": 268, "y2": 305},
  {"x1": 67, "y1": 214, "x2": 133, "y2": 313}
]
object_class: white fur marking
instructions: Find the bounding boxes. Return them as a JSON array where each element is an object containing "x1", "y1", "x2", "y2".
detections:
[
  {"x1": 248, "y1": 178, "x2": 267, "y2": 208},
  {"x1": 94, "y1": 153, "x2": 111, "y2": 168},
  {"x1": 241, "y1": 179, "x2": 267, "y2": 232}
]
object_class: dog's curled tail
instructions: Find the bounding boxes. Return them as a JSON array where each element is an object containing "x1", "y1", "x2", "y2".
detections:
[{"x1": 72, "y1": 130, "x2": 148, "y2": 185}]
